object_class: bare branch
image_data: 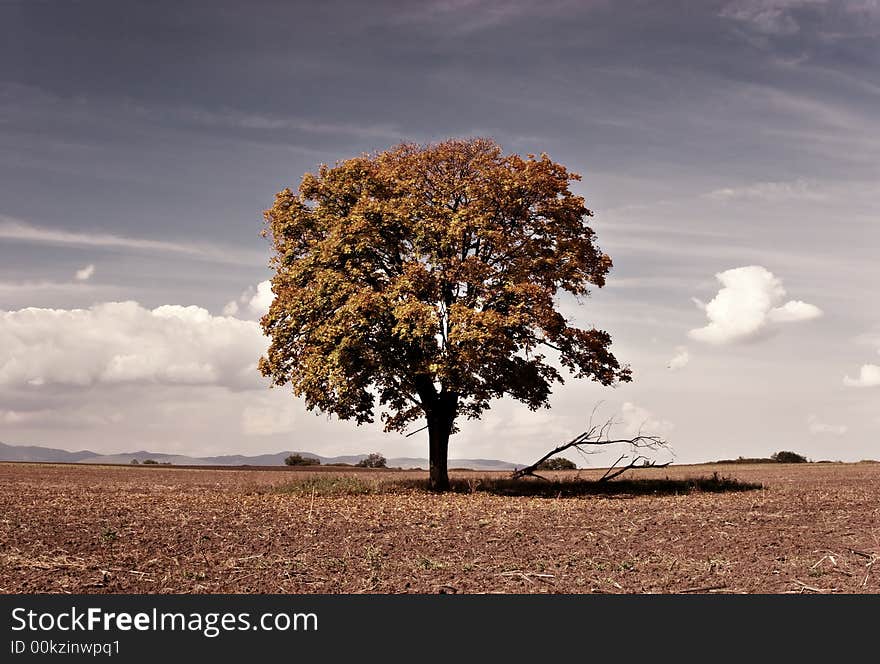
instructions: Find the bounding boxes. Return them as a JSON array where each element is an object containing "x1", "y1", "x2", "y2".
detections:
[
  {"x1": 598, "y1": 454, "x2": 628, "y2": 482},
  {"x1": 599, "y1": 455, "x2": 670, "y2": 482},
  {"x1": 512, "y1": 410, "x2": 673, "y2": 481},
  {"x1": 404, "y1": 424, "x2": 429, "y2": 438},
  {"x1": 511, "y1": 431, "x2": 593, "y2": 479}
]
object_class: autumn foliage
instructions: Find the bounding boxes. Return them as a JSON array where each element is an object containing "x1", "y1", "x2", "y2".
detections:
[{"x1": 259, "y1": 138, "x2": 630, "y2": 490}]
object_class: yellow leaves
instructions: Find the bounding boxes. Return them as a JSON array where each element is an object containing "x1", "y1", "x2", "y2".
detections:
[
  {"x1": 391, "y1": 298, "x2": 437, "y2": 343},
  {"x1": 259, "y1": 137, "x2": 628, "y2": 431}
]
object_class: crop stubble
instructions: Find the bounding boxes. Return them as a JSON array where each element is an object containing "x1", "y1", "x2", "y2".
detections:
[{"x1": 0, "y1": 462, "x2": 877, "y2": 594}]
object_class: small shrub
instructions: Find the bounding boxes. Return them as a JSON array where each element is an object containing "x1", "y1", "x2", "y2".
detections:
[
  {"x1": 356, "y1": 452, "x2": 387, "y2": 468},
  {"x1": 130, "y1": 459, "x2": 139, "y2": 465},
  {"x1": 142, "y1": 459, "x2": 158, "y2": 465},
  {"x1": 285, "y1": 454, "x2": 320, "y2": 467},
  {"x1": 536, "y1": 457, "x2": 577, "y2": 471},
  {"x1": 771, "y1": 450, "x2": 808, "y2": 464}
]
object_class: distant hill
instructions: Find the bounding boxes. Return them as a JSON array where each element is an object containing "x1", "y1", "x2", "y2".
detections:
[
  {"x1": 0, "y1": 441, "x2": 98, "y2": 463},
  {"x1": 0, "y1": 441, "x2": 520, "y2": 470}
]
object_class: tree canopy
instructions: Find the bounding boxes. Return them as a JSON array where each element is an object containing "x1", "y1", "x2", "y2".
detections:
[{"x1": 259, "y1": 138, "x2": 630, "y2": 489}]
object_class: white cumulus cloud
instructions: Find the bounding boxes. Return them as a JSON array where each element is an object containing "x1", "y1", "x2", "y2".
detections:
[
  {"x1": 689, "y1": 265, "x2": 822, "y2": 345},
  {"x1": 75, "y1": 264, "x2": 95, "y2": 281},
  {"x1": 0, "y1": 301, "x2": 267, "y2": 389},
  {"x1": 807, "y1": 414, "x2": 848, "y2": 436},
  {"x1": 224, "y1": 280, "x2": 273, "y2": 319},
  {"x1": 666, "y1": 346, "x2": 690, "y2": 370},
  {"x1": 843, "y1": 363, "x2": 880, "y2": 388}
]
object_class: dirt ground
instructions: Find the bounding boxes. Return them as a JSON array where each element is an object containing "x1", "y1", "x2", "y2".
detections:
[{"x1": 0, "y1": 461, "x2": 877, "y2": 594}]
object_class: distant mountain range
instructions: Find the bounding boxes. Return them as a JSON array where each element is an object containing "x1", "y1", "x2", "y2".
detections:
[{"x1": 0, "y1": 441, "x2": 520, "y2": 471}]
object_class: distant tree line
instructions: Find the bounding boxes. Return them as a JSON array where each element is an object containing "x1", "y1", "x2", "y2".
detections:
[
  {"x1": 284, "y1": 452, "x2": 388, "y2": 468},
  {"x1": 356, "y1": 453, "x2": 387, "y2": 468},
  {"x1": 715, "y1": 451, "x2": 809, "y2": 464},
  {"x1": 285, "y1": 454, "x2": 320, "y2": 466}
]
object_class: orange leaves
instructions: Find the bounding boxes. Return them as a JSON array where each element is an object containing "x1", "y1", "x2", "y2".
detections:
[
  {"x1": 259, "y1": 138, "x2": 629, "y2": 433},
  {"x1": 391, "y1": 297, "x2": 437, "y2": 343}
]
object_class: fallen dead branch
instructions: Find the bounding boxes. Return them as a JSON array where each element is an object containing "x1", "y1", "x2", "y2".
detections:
[{"x1": 513, "y1": 408, "x2": 672, "y2": 481}]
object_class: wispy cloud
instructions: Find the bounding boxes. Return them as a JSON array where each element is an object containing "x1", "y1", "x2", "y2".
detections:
[
  {"x1": 807, "y1": 414, "x2": 848, "y2": 435},
  {"x1": 0, "y1": 280, "x2": 109, "y2": 294},
  {"x1": 753, "y1": 84, "x2": 873, "y2": 132},
  {"x1": 0, "y1": 216, "x2": 265, "y2": 266},
  {"x1": 174, "y1": 106, "x2": 405, "y2": 142},
  {"x1": 387, "y1": 0, "x2": 585, "y2": 33},
  {"x1": 706, "y1": 179, "x2": 827, "y2": 202},
  {"x1": 0, "y1": 216, "x2": 200, "y2": 254},
  {"x1": 1, "y1": 407, "x2": 123, "y2": 428},
  {"x1": 720, "y1": 0, "x2": 825, "y2": 36},
  {"x1": 720, "y1": 0, "x2": 880, "y2": 39}
]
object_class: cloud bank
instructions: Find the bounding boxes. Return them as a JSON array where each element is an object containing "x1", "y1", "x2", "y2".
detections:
[
  {"x1": 689, "y1": 265, "x2": 822, "y2": 345},
  {"x1": 0, "y1": 302, "x2": 267, "y2": 390}
]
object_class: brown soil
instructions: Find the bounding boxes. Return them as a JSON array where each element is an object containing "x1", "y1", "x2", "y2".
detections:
[{"x1": 1, "y1": 461, "x2": 877, "y2": 594}]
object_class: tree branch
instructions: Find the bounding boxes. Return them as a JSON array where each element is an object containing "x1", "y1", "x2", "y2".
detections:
[
  {"x1": 405, "y1": 424, "x2": 429, "y2": 438},
  {"x1": 512, "y1": 412, "x2": 672, "y2": 481},
  {"x1": 598, "y1": 454, "x2": 670, "y2": 482}
]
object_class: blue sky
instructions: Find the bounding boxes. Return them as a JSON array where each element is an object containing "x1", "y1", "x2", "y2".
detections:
[{"x1": 1, "y1": 1, "x2": 878, "y2": 464}]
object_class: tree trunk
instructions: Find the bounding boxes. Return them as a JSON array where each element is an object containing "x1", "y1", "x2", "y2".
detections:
[
  {"x1": 427, "y1": 415, "x2": 449, "y2": 491},
  {"x1": 427, "y1": 394, "x2": 457, "y2": 492}
]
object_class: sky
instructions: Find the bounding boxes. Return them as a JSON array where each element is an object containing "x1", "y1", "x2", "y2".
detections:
[{"x1": 1, "y1": 0, "x2": 878, "y2": 465}]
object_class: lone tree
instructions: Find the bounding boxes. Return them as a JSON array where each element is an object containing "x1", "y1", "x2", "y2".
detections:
[
  {"x1": 771, "y1": 450, "x2": 808, "y2": 464},
  {"x1": 260, "y1": 138, "x2": 630, "y2": 491}
]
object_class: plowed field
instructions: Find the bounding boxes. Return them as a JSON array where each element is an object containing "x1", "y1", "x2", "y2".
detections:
[{"x1": 1, "y1": 462, "x2": 877, "y2": 594}]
